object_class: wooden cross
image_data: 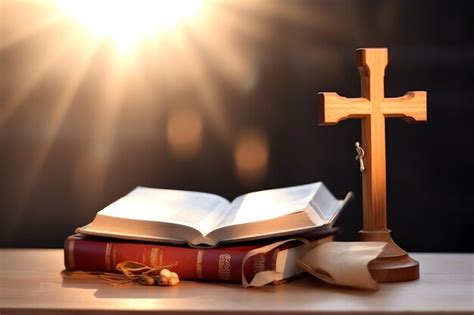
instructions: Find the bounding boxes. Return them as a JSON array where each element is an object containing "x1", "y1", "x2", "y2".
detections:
[{"x1": 318, "y1": 48, "x2": 427, "y2": 282}]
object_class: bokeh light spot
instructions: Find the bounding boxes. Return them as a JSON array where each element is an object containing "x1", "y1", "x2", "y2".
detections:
[
  {"x1": 234, "y1": 129, "x2": 269, "y2": 186},
  {"x1": 166, "y1": 108, "x2": 203, "y2": 160}
]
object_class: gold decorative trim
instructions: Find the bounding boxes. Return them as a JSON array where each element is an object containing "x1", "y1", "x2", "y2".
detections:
[
  {"x1": 67, "y1": 238, "x2": 76, "y2": 269},
  {"x1": 150, "y1": 248, "x2": 161, "y2": 267},
  {"x1": 218, "y1": 253, "x2": 232, "y2": 280},
  {"x1": 196, "y1": 250, "x2": 203, "y2": 279},
  {"x1": 105, "y1": 243, "x2": 112, "y2": 270}
]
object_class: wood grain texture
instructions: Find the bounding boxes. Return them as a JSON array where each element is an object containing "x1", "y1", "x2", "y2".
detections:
[
  {"x1": 382, "y1": 91, "x2": 427, "y2": 121},
  {"x1": 317, "y1": 48, "x2": 428, "y2": 282},
  {"x1": 317, "y1": 93, "x2": 370, "y2": 124},
  {"x1": 0, "y1": 249, "x2": 472, "y2": 314}
]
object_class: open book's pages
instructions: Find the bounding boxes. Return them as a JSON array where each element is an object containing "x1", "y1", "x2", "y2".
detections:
[{"x1": 76, "y1": 182, "x2": 352, "y2": 246}]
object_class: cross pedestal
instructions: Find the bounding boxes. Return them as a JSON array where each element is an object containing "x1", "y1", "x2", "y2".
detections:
[{"x1": 317, "y1": 48, "x2": 427, "y2": 282}]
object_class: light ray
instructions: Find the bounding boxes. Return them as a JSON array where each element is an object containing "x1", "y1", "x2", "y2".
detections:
[
  {"x1": 189, "y1": 19, "x2": 253, "y2": 90},
  {"x1": 0, "y1": 1, "x2": 64, "y2": 51},
  {"x1": 79, "y1": 51, "x2": 128, "y2": 199},
  {"x1": 16, "y1": 41, "x2": 101, "y2": 208},
  {"x1": 2, "y1": 38, "x2": 101, "y2": 241},
  {"x1": 167, "y1": 28, "x2": 233, "y2": 140},
  {"x1": 0, "y1": 35, "x2": 77, "y2": 127}
]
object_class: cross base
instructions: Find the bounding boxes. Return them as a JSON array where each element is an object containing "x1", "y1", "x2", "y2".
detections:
[{"x1": 359, "y1": 230, "x2": 419, "y2": 282}]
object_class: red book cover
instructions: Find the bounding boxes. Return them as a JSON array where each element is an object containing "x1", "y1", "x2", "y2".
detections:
[{"x1": 64, "y1": 228, "x2": 337, "y2": 283}]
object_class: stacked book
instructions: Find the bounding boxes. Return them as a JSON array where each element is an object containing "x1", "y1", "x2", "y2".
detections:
[{"x1": 64, "y1": 182, "x2": 352, "y2": 285}]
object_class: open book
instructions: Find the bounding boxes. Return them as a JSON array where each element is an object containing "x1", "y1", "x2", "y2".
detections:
[{"x1": 76, "y1": 182, "x2": 352, "y2": 247}]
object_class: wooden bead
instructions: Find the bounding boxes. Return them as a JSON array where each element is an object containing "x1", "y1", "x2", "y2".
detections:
[
  {"x1": 138, "y1": 275, "x2": 155, "y2": 286},
  {"x1": 160, "y1": 269, "x2": 171, "y2": 278},
  {"x1": 168, "y1": 277, "x2": 179, "y2": 286},
  {"x1": 170, "y1": 272, "x2": 179, "y2": 280},
  {"x1": 158, "y1": 276, "x2": 169, "y2": 286}
]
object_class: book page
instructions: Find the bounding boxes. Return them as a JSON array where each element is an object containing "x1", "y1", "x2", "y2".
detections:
[
  {"x1": 216, "y1": 182, "x2": 321, "y2": 228},
  {"x1": 98, "y1": 187, "x2": 230, "y2": 235}
]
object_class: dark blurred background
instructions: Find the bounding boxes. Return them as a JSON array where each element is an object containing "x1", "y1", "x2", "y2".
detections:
[{"x1": 1, "y1": 0, "x2": 473, "y2": 251}]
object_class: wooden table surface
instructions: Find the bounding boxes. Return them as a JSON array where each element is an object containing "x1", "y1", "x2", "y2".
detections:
[{"x1": 0, "y1": 249, "x2": 472, "y2": 314}]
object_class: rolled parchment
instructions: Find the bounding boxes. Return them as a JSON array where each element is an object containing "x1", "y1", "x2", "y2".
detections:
[
  {"x1": 242, "y1": 238, "x2": 386, "y2": 289},
  {"x1": 298, "y1": 241, "x2": 387, "y2": 290}
]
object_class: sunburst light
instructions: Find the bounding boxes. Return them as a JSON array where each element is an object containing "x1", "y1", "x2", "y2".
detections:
[
  {"x1": 0, "y1": 0, "x2": 340, "y2": 222},
  {"x1": 54, "y1": 0, "x2": 204, "y2": 52}
]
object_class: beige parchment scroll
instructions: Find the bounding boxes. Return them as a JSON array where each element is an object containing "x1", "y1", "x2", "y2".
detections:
[{"x1": 298, "y1": 241, "x2": 387, "y2": 290}]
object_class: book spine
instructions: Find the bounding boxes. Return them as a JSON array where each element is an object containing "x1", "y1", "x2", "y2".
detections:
[{"x1": 64, "y1": 237, "x2": 274, "y2": 283}]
